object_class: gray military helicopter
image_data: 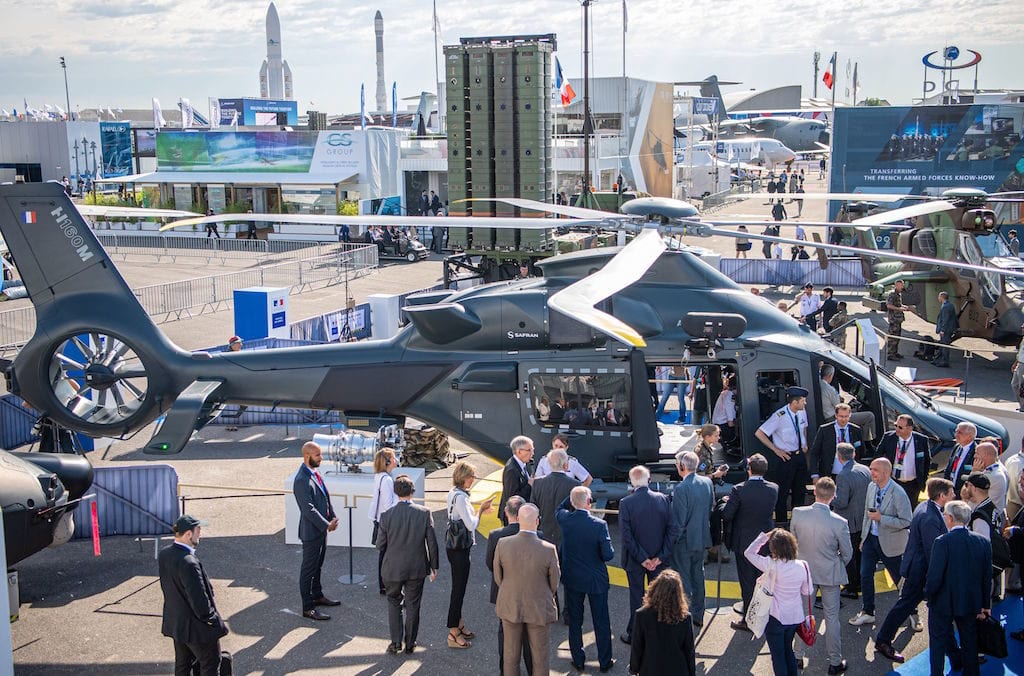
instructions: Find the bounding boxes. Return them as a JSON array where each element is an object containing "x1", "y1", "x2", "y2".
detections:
[{"x1": 0, "y1": 183, "x2": 1008, "y2": 499}]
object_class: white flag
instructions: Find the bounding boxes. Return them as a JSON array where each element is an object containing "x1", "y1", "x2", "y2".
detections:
[
  {"x1": 180, "y1": 98, "x2": 194, "y2": 128},
  {"x1": 107, "y1": 107, "x2": 116, "y2": 119},
  {"x1": 153, "y1": 98, "x2": 167, "y2": 129}
]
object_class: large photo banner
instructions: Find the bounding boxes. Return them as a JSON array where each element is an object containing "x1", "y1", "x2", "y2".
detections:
[
  {"x1": 830, "y1": 104, "x2": 1024, "y2": 222},
  {"x1": 154, "y1": 131, "x2": 365, "y2": 175},
  {"x1": 100, "y1": 121, "x2": 133, "y2": 177}
]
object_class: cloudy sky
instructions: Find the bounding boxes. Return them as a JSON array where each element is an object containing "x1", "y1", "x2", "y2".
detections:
[{"x1": 4, "y1": 0, "x2": 1023, "y2": 116}]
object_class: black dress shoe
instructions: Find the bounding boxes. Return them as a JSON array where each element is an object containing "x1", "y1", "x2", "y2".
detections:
[
  {"x1": 875, "y1": 641, "x2": 905, "y2": 663},
  {"x1": 827, "y1": 659, "x2": 848, "y2": 675},
  {"x1": 619, "y1": 632, "x2": 632, "y2": 644},
  {"x1": 572, "y1": 662, "x2": 585, "y2": 672},
  {"x1": 840, "y1": 588, "x2": 860, "y2": 599},
  {"x1": 599, "y1": 658, "x2": 616, "y2": 672},
  {"x1": 404, "y1": 642, "x2": 416, "y2": 654},
  {"x1": 314, "y1": 596, "x2": 341, "y2": 607},
  {"x1": 730, "y1": 619, "x2": 751, "y2": 632},
  {"x1": 302, "y1": 609, "x2": 331, "y2": 621},
  {"x1": 386, "y1": 642, "x2": 401, "y2": 655}
]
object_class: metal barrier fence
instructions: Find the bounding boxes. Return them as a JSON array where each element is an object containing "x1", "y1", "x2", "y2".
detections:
[
  {"x1": 718, "y1": 257, "x2": 867, "y2": 288},
  {"x1": 0, "y1": 244, "x2": 379, "y2": 352},
  {"x1": 94, "y1": 233, "x2": 355, "y2": 265}
]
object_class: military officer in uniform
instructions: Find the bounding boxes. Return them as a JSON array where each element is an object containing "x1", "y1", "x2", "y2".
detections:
[
  {"x1": 755, "y1": 386, "x2": 810, "y2": 526},
  {"x1": 885, "y1": 280, "x2": 915, "y2": 361}
]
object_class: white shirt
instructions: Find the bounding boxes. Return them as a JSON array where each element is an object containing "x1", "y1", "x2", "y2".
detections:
[
  {"x1": 831, "y1": 423, "x2": 853, "y2": 474},
  {"x1": 534, "y1": 455, "x2": 592, "y2": 483},
  {"x1": 820, "y1": 378, "x2": 841, "y2": 414},
  {"x1": 982, "y1": 462, "x2": 1009, "y2": 515},
  {"x1": 712, "y1": 389, "x2": 736, "y2": 425},
  {"x1": 447, "y1": 488, "x2": 479, "y2": 545},
  {"x1": 772, "y1": 243, "x2": 783, "y2": 259},
  {"x1": 799, "y1": 292, "x2": 821, "y2": 318},
  {"x1": 794, "y1": 225, "x2": 807, "y2": 241},
  {"x1": 368, "y1": 472, "x2": 397, "y2": 522},
  {"x1": 758, "y1": 404, "x2": 808, "y2": 453},
  {"x1": 1005, "y1": 450, "x2": 1024, "y2": 514},
  {"x1": 893, "y1": 436, "x2": 916, "y2": 482},
  {"x1": 1017, "y1": 337, "x2": 1024, "y2": 363}
]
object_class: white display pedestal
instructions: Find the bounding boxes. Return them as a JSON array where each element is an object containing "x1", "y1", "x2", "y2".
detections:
[{"x1": 283, "y1": 464, "x2": 425, "y2": 548}]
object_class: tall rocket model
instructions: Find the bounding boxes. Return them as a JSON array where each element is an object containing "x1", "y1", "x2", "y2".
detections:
[
  {"x1": 259, "y1": 2, "x2": 292, "y2": 100},
  {"x1": 375, "y1": 10, "x2": 386, "y2": 113}
]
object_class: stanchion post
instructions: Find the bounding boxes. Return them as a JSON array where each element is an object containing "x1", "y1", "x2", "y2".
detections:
[{"x1": 338, "y1": 501, "x2": 365, "y2": 585}]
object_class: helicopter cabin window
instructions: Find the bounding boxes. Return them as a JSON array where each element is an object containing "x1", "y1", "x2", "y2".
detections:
[
  {"x1": 531, "y1": 373, "x2": 631, "y2": 429},
  {"x1": 757, "y1": 370, "x2": 800, "y2": 423}
]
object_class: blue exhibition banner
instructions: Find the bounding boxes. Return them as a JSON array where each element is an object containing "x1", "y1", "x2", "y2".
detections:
[
  {"x1": 692, "y1": 97, "x2": 718, "y2": 116},
  {"x1": 829, "y1": 104, "x2": 1024, "y2": 223},
  {"x1": 99, "y1": 121, "x2": 133, "y2": 177}
]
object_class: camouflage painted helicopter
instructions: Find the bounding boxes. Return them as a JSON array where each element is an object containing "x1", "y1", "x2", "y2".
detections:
[{"x1": 0, "y1": 183, "x2": 1015, "y2": 500}]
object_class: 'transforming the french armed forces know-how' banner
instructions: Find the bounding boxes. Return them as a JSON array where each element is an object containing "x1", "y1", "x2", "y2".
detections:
[{"x1": 829, "y1": 104, "x2": 1024, "y2": 221}]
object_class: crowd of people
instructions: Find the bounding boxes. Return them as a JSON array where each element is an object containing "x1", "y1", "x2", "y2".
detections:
[{"x1": 158, "y1": 415, "x2": 1024, "y2": 675}]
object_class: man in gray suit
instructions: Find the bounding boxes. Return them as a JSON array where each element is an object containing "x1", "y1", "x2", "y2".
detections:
[
  {"x1": 531, "y1": 448, "x2": 581, "y2": 550},
  {"x1": 791, "y1": 477, "x2": 853, "y2": 675},
  {"x1": 832, "y1": 443, "x2": 871, "y2": 599},
  {"x1": 933, "y1": 291, "x2": 958, "y2": 367},
  {"x1": 670, "y1": 450, "x2": 714, "y2": 627},
  {"x1": 375, "y1": 474, "x2": 439, "y2": 655},
  {"x1": 851, "y1": 458, "x2": 912, "y2": 626}
]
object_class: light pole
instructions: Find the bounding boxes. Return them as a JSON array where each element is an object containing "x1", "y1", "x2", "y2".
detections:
[
  {"x1": 59, "y1": 57, "x2": 72, "y2": 121},
  {"x1": 72, "y1": 139, "x2": 81, "y2": 184},
  {"x1": 89, "y1": 141, "x2": 98, "y2": 197}
]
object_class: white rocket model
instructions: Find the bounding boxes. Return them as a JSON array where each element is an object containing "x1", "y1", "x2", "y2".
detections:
[
  {"x1": 375, "y1": 10, "x2": 386, "y2": 113},
  {"x1": 259, "y1": 2, "x2": 292, "y2": 100}
]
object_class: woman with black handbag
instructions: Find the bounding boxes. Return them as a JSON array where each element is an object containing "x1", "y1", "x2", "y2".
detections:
[
  {"x1": 368, "y1": 448, "x2": 398, "y2": 595},
  {"x1": 445, "y1": 461, "x2": 494, "y2": 648}
]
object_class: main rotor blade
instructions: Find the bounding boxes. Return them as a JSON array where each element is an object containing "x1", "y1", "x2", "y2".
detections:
[
  {"x1": 729, "y1": 192, "x2": 918, "y2": 203},
  {"x1": 162, "y1": 213, "x2": 583, "y2": 231},
  {"x1": 852, "y1": 201, "x2": 956, "y2": 226},
  {"x1": 548, "y1": 229, "x2": 666, "y2": 348},
  {"x1": 461, "y1": 197, "x2": 618, "y2": 220},
  {"x1": 77, "y1": 205, "x2": 202, "y2": 219},
  {"x1": 697, "y1": 222, "x2": 1024, "y2": 280}
]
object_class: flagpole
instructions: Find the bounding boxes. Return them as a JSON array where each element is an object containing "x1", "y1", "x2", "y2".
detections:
[
  {"x1": 830, "y1": 51, "x2": 837, "y2": 111},
  {"x1": 433, "y1": 0, "x2": 441, "y2": 132},
  {"x1": 581, "y1": 0, "x2": 593, "y2": 202},
  {"x1": 620, "y1": 0, "x2": 627, "y2": 188}
]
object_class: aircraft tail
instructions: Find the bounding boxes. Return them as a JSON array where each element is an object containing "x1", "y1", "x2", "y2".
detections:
[
  {"x1": 699, "y1": 76, "x2": 728, "y2": 122},
  {"x1": 0, "y1": 182, "x2": 186, "y2": 436}
]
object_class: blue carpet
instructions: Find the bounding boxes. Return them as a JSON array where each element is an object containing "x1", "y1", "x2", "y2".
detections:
[
  {"x1": 892, "y1": 594, "x2": 1023, "y2": 675},
  {"x1": 657, "y1": 411, "x2": 692, "y2": 424}
]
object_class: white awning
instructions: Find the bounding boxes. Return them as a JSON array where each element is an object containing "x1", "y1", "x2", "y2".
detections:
[{"x1": 98, "y1": 171, "x2": 359, "y2": 186}]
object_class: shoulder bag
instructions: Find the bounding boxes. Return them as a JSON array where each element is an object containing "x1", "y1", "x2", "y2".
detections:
[
  {"x1": 445, "y1": 489, "x2": 473, "y2": 550},
  {"x1": 745, "y1": 561, "x2": 777, "y2": 638},
  {"x1": 796, "y1": 561, "x2": 817, "y2": 646}
]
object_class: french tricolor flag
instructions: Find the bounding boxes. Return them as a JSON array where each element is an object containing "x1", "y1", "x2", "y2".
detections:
[{"x1": 22, "y1": 211, "x2": 36, "y2": 224}]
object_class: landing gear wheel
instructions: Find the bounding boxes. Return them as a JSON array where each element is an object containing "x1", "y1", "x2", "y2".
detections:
[{"x1": 47, "y1": 332, "x2": 151, "y2": 429}]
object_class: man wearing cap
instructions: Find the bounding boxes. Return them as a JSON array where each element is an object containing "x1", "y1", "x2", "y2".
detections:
[
  {"x1": 293, "y1": 441, "x2": 340, "y2": 621},
  {"x1": 755, "y1": 386, "x2": 810, "y2": 525},
  {"x1": 885, "y1": 280, "x2": 915, "y2": 361},
  {"x1": 159, "y1": 515, "x2": 229, "y2": 675},
  {"x1": 227, "y1": 336, "x2": 242, "y2": 352},
  {"x1": 797, "y1": 284, "x2": 822, "y2": 331}
]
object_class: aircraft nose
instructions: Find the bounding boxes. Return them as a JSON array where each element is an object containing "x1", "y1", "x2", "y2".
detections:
[{"x1": 818, "y1": 130, "x2": 831, "y2": 145}]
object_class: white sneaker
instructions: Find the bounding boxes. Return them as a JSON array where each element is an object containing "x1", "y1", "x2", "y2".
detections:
[
  {"x1": 849, "y1": 611, "x2": 876, "y2": 626},
  {"x1": 908, "y1": 614, "x2": 923, "y2": 632}
]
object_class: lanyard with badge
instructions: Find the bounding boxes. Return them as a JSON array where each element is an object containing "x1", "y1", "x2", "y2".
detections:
[{"x1": 786, "y1": 409, "x2": 802, "y2": 451}]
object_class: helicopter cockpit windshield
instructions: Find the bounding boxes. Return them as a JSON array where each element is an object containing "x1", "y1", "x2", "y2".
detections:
[
  {"x1": 976, "y1": 232, "x2": 1012, "y2": 258},
  {"x1": 958, "y1": 233, "x2": 1002, "y2": 306}
]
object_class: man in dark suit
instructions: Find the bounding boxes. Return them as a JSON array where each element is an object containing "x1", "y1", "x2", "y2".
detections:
[
  {"x1": 618, "y1": 465, "x2": 672, "y2": 644},
  {"x1": 875, "y1": 477, "x2": 955, "y2": 663},
  {"x1": 499, "y1": 435, "x2": 535, "y2": 526},
  {"x1": 485, "y1": 496, "x2": 534, "y2": 675},
  {"x1": 809, "y1": 403, "x2": 866, "y2": 480},
  {"x1": 808, "y1": 286, "x2": 839, "y2": 332},
  {"x1": 558, "y1": 486, "x2": 616, "y2": 672},
  {"x1": 531, "y1": 448, "x2": 581, "y2": 550},
  {"x1": 722, "y1": 453, "x2": 778, "y2": 631},
  {"x1": 833, "y1": 443, "x2": 871, "y2": 599},
  {"x1": 376, "y1": 474, "x2": 440, "y2": 655},
  {"x1": 943, "y1": 422, "x2": 978, "y2": 494},
  {"x1": 876, "y1": 415, "x2": 932, "y2": 510},
  {"x1": 292, "y1": 441, "x2": 340, "y2": 621},
  {"x1": 158, "y1": 515, "x2": 229, "y2": 676},
  {"x1": 925, "y1": 500, "x2": 992, "y2": 676},
  {"x1": 933, "y1": 291, "x2": 958, "y2": 367}
]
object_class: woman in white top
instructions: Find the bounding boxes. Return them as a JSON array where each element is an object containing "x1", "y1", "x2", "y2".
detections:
[
  {"x1": 445, "y1": 461, "x2": 494, "y2": 648},
  {"x1": 745, "y1": 529, "x2": 812, "y2": 676},
  {"x1": 369, "y1": 448, "x2": 398, "y2": 595}
]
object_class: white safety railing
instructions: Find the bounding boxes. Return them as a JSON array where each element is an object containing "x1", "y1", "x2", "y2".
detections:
[
  {"x1": 0, "y1": 244, "x2": 378, "y2": 354},
  {"x1": 94, "y1": 234, "x2": 339, "y2": 265}
]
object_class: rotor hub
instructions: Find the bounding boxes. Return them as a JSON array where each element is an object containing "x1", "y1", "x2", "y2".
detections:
[{"x1": 83, "y1": 363, "x2": 118, "y2": 390}]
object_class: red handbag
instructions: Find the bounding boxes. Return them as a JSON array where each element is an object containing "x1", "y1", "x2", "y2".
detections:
[{"x1": 796, "y1": 562, "x2": 817, "y2": 646}]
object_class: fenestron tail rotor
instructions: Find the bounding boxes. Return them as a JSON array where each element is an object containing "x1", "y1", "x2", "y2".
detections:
[{"x1": 48, "y1": 332, "x2": 151, "y2": 428}]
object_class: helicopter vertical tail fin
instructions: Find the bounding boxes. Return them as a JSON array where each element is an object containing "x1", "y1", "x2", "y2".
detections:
[{"x1": 0, "y1": 182, "x2": 149, "y2": 328}]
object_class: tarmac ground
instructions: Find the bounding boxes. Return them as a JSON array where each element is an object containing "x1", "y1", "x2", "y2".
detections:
[{"x1": 9, "y1": 166, "x2": 1024, "y2": 674}]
